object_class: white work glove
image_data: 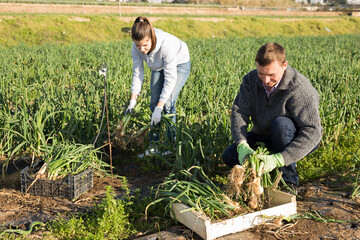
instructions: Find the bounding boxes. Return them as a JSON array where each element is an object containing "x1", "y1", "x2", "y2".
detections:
[
  {"x1": 151, "y1": 107, "x2": 163, "y2": 126},
  {"x1": 125, "y1": 100, "x2": 136, "y2": 114}
]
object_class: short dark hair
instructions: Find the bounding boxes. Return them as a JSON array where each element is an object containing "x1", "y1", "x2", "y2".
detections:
[
  {"x1": 255, "y1": 43, "x2": 286, "y2": 66},
  {"x1": 131, "y1": 16, "x2": 156, "y2": 54}
]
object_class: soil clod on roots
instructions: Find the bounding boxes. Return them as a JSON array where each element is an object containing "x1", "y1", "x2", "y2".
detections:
[
  {"x1": 225, "y1": 165, "x2": 246, "y2": 200},
  {"x1": 225, "y1": 163, "x2": 264, "y2": 211}
]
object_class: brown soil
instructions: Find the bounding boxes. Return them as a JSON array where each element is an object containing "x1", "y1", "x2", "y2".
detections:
[
  {"x1": 1, "y1": 157, "x2": 360, "y2": 240},
  {"x1": 140, "y1": 174, "x2": 360, "y2": 240},
  {"x1": 0, "y1": 158, "x2": 172, "y2": 239}
]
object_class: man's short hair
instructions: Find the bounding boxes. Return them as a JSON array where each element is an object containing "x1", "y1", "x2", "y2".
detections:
[{"x1": 255, "y1": 43, "x2": 286, "y2": 66}]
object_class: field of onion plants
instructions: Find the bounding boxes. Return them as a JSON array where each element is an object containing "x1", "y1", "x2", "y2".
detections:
[{"x1": 0, "y1": 34, "x2": 359, "y2": 182}]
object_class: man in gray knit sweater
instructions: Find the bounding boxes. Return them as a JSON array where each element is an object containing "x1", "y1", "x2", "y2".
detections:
[{"x1": 222, "y1": 42, "x2": 322, "y2": 187}]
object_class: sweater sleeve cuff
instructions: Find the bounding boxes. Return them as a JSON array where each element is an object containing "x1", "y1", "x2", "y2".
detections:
[
  {"x1": 281, "y1": 152, "x2": 295, "y2": 166},
  {"x1": 235, "y1": 140, "x2": 247, "y2": 146},
  {"x1": 159, "y1": 97, "x2": 168, "y2": 104}
]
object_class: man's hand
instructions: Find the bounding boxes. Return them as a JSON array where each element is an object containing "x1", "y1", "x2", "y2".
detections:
[
  {"x1": 151, "y1": 107, "x2": 163, "y2": 125},
  {"x1": 257, "y1": 153, "x2": 285, "y2": 173},
  {"x1": 236, "y1": 142, "x2": 255, "y2": 165},
  {"x1": 125, "y1": 100, "x2": 137, "y2": 114}
]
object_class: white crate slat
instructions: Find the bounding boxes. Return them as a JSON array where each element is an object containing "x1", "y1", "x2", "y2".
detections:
[{"x1": 171, "y1": 189, "x2": 297, "y2": 240}]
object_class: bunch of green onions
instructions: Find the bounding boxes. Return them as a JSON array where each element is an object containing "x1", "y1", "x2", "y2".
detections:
[
  {"x1": 114, "y1": 104, "x2": 176, "y2": 154},
  {"x1": 225, "y1": 144, "x2": 281, "y2": 210},
  {"x1": 114, "y1": 104, "x2": 151, "y2": 150},
  {"x1": 146, "y1": 166, "x2": 244, "y2": 221},
  {"x1": 36, "y1": 141, "x2": 109, "y2": 180}
]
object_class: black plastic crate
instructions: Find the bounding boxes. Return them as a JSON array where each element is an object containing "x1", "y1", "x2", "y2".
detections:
[{"x1": 20, "y1": 166, "x2": 93, "y2": 199}]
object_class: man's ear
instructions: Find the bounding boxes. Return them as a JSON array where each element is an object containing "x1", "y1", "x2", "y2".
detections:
[{"x1": 283, "y1": 60, "x2": 288, "y2": 70}]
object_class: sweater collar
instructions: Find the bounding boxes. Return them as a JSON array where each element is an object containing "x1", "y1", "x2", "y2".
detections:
[
  {"x1": 256, "y1": 64, "x2": 295, "y2": 91},
  {"x1": 277, "y1": 65, "x2": 296, "y2": 90}
]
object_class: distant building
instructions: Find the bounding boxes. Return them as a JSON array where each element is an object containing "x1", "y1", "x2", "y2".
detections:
[
  {"x1": 147, "y1": 0, "x2": 173, "y2": 2},
  {"x1": 173, "y1": 0, "x2": 190, "y2": 3},
  {"x1": 347, "y1": 0, "x2": 360, "y2": 4},
  {"x1": 310, "y1": 0, "x2": 324, "y2": 4}
]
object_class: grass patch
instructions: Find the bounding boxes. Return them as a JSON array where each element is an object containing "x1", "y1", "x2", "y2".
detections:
[
  {"x1": 298, "y1": 129, "x2": 360, "y2": 181},
  {"x1": 48, "y1": 185, "x2": 135, "y2": 239},
  {"x1": 0, "y1": 15, "x2": 359, "y2": 46},
  {"x1": 47, "y1": 183, "x2": 173, "y2": 240}
]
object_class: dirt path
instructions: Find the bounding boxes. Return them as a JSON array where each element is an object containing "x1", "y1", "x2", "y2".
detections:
[{"x1": 0, "y1": 3, "x2": 346, "y2": 17}]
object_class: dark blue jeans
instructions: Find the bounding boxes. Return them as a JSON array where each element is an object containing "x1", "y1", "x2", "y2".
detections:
[
  {"x1": 222, "y1": 116, "x2": 317, "y2": 185},
  {"x1": 149, "y1": 60, "x2": 191, "y2": 144}
]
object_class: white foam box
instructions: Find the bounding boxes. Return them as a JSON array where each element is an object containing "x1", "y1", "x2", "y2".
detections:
[{"x1": 171, "y1": 189, "x2": 296, "y2": 240}]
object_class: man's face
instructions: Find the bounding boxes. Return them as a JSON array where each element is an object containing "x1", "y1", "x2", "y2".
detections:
[
  {"x1": 134, "y1": 37, "x2": 152, "y2": 54},
  {"x1": 256, "y1": 60, "x2": 288, "y2": 90}
]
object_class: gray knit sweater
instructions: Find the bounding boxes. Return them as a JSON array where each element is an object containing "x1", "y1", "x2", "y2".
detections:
[{"x1": 231, "y1": 65, "x2": 323, "y2": 166}]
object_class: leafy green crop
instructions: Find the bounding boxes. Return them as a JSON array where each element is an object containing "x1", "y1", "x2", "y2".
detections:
[
  {"x1": 0, "y1": 34, "x2": 359, "y2": 181},
  {"x1": 48, "y1": 185, "x2": 135, "y2": 239}
]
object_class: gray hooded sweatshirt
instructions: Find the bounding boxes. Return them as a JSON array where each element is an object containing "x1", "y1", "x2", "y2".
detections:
[{"x1": 131, "y1": 28, "x2": 190, "y2": 104}]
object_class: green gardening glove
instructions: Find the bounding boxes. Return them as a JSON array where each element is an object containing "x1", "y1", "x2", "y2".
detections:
[
  {"x1": 236, "y1": 142, "x2": 255, "y2": 165},
  {"x1": 257, "y1": 153, "x2": 285, "y2": 173}
]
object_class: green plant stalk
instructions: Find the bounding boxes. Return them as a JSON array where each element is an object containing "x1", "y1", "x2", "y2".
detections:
[{"x1": 148, "y1": 166, "x2": 238, "y2": 221}]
